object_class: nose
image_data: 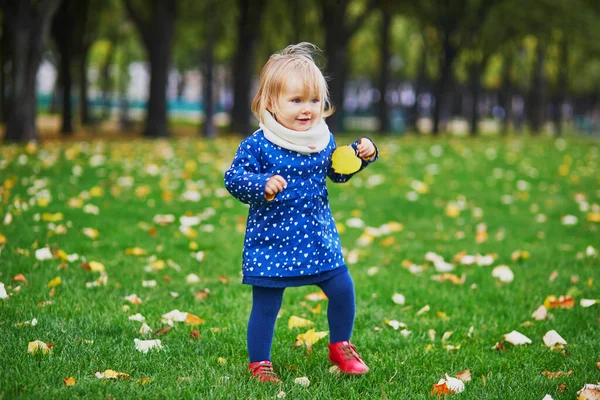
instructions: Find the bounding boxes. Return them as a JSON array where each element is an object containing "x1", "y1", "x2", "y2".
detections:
[{"x1": 301, "y1": 104, "x2": 311, "y2": 114}]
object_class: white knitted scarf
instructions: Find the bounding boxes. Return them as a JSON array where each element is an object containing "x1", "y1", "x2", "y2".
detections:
[{"x1": 260, "y1": 111, "x2": 330, "y2": 154}]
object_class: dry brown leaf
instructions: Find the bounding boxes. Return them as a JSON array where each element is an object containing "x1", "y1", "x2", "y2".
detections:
[
  {"x1": 218, "y1": 275, "x2": 229, "y2": 284},
  {"x1": 195, "y1": 289, "x2": 210, "y2": 302},
  {"x1": 190, "y1": 330, "x2": 200, "y2": 339},
  {"x1": 542, "y1": 370, "x2": 573, "y2": 379},
  {"x1": 154, "y1": 326, "x2": 173, "y2": 336},
  {"x1": 95, "y1": 369, "x2": 130, "y2": 379}
]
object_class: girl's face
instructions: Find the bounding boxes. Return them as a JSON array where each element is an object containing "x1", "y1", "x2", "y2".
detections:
[{"x1": 272, "y1": 76, "x2": 322, "y2": 131}]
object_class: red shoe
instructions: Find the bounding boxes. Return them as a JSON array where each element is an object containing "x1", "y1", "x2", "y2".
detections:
[
  {"x1": 328, "y1": 341, "x2": 369, "y2": 375},
  {"x1": 248, "y1": 360, "x2": 281, "y2": 383}
]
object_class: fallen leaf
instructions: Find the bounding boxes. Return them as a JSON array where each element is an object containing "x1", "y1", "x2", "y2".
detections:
[
  {"x1": 82, "y1": 227, "x2": 99, "y2": 239},
  {"x1": 541, "y1": 370, "x2": 573, "y2": 379},
  {"x1": 190, "y1": 330, "x2": 200, "y2": 339},
  {"x1": 288, "y1": 315, "x2": 314, "y2": 329},
  {"x1": 218, "y1": 275, "x2": 229, "y2": 284},
  {"x1": 28, "y1": 340, "x2": 52, "y2": 355},
  {"x1": 185, "y1": 314, "x2": 205, "y2": 326},
  {"x1": 35, "y1": 248, "x2": 53, "y2": 260},
  {"x1": 492, "y1": 265, "x2": 514, "y2": 283},
  {"x1": 431, "y1": 374, "x2": 465, "y2": 396},
  {"x1": 456, "y1": 370, "x2": 471, "y2": 382},
  {"x1": 549, "y1": 270, "x2": 559, "y2": 282},
  {"x1": 88, "y1": 261, "x2": 105, "y2": 272},
  {"x1": 134, "y1": 338, "x2": 163, "y2": 353},
  {"x1": 331, "y1": 145, "x2": 361, "y2": 174},
  {"x1": 135, "y1": 377, "x2": 152, "y2": 385},
  {"x1": 581, "y1": 299, "x2": 599, "y2": 308},
  {"x1": 128, "y1": 313, "x2": 145, "y2": 322},
  {"x1": 186, "y1": 274, "x2": 200, "y2": 284},
  {"x1": 95, "y1": 369, "x2": 130, "y2": 379},
  {"x1": 544, "y1": 295, "x2": 575, "y2": 309},
  {"x1": 125, "y1": 247, "x2": 147, "y2": 256},
  {"x1": 139, "y1": 323, "x2": 152, "y2": 334},
  {"x1": 47, "y1": 276, "x2": 62, "y2": 288},
  {"x1": 385, "y1": 319, "x2": 407, "y2": 330},
  {"x1": 532, "y1": 305, "x2": 548, "y2": 320},
  {"x1": 294, "y1": 329, "x2": 328, "y2": 351},
  {"x1": 294, "y1": 376, "x2": 310, "y2": 387},
  {"x1": 392, "y1": 293, "x2": 405, "y2": 305},
  {"x1": 124, "y1": 294, "x2": 142, "y2": 305},
  {"x1": 12, "y1": 274, "x2": 27, "y2": 285},
  {"x1": 416, "y1": 304, "x2": 430, "y2": 315},
  {"x1": 504, "y1": 330, "x2": 532, "y2": 345},
  {"x1": 195, "y1": 289, "x2": 210, "y2": 301},
  {"x1": 543, "y1": 330, "x2": 567, "y2": 349},
  {"x1": 154, "y1": 326, "x2": 173, "y2": 336},
  {"x1": 63, "y1": 377, "x2": 76, "y2": 386},
  {"x1": 305, "y1": 291, "x2": 327, "y2": 301},
  {"x1": 0, "y1": 282, "x2": 8, "y2": 300},
  {"x1": 577, "y1": 384, "x2": 600, "y2": 400}
]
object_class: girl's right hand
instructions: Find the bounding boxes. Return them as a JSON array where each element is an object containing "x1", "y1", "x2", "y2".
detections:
[{"x1": 265, "y1": 175, "x2": 287, "y2": 200}]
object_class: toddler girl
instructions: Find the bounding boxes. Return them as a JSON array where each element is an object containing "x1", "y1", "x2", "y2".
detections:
[{"x1": 224, "y1": 42, "x2": 378, "y2": 383}]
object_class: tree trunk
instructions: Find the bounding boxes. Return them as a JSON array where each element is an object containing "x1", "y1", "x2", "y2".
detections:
[
  {"x1": 499, "y1": 52, "x2": 513, "y2": 135},
  {"x1": 407, "y1": 46, "x2": 426, "y2": 133},
  {"x1": 376, "y1": 6, "x2": 391, "y2": 134},
  {"x1": 529, "y1": 42, "x2": 545, "y2": 134},
  {"x1": 202, "y1": 11, "x2": 216, "y2": 138},
  {"x1": 101, "y1": 43, "x2": 115, "y2": 120},
  {"x1": 553, "y1": 37, "x2": 568, "y2": 137},
  {"x1": 432, "y1": 44, "x2": 456, "y2": 135},
  {"x1": 59, "y1": 46, "x2": 73, "y2": 133},
  {"x1": 230, "y1": 0, "x2": 265, "y2": 135},
  {"x1": 468, "y1": 60, "x2": 484, "y2": 137},
  {"x1": 4, "y1": 0, "x2": 62, "y2": 142},
  {"x1": 52, "y1": 0, "x2": 74, "y2": 134},
  {"x1": 79, "y1": 45, "x2": 90, "y2": 125},
  {"x1": 0, "y1": 21, "x2": 8, "y2": 123},
  {"x1": 123, "y1": 0, "x2": 177, "y2": 138}
]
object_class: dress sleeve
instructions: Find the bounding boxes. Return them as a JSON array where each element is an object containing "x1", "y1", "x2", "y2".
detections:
[
  {"x1": 327, "y1": 135, "x2": 379, "y2": 183},
  {"x1": 224, "y1": 138, "x2": 273, "y2": 205}
]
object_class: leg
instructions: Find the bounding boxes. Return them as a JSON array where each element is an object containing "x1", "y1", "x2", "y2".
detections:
[
  {"x1": 318, "y1": 270, "x2": 369, "y2": 374},
  {"x1": 316, "y1": 270, "x2": 355, "y2": 343},
  {"x1": 247, "y1": 285, "x2": 285, "y2": 363}
]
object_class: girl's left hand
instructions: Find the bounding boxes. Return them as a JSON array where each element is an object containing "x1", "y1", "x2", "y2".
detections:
[{"x1": 357, "y1": 138, "x2": 376, "y2": 160}]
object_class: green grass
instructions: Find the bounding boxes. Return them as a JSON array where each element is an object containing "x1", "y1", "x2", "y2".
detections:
[{"x1": 0, "y1": 135, "x2": 598, "y2": 399}]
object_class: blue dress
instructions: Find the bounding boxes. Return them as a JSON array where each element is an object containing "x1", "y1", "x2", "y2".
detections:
[{"x1": 224, "y1": 130, "x2": 378, "y2": 287}]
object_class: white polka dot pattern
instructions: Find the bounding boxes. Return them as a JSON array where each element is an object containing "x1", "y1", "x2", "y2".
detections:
[{"x1": 224, "y1": 130, "x2": 377, "y2": 279}]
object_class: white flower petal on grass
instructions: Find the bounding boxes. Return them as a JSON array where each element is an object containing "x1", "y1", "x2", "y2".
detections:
[
  {"x1": 83, "y1": 204, "x2": 100, "y2": 215},
  {"x1": 294, "y1": 377, "x2": 310, "y2": 387},
  {"x1": 128, "y1": 313, "x2": 145, "y2": 322},
  {"x1": 153, "y1": 214, "x2": 175, "y2": 225},
  {"x1": 0, "y1": 282, "x2": 8, "y2": 300},
  {"x1": 367, "y1": 266, "x2": 379, "y2": 276},
  {"x1": 532, "y1": 305, "x2": 548, "y2": 320},
  {"x1": 139, "y1": 323, "x2": 152, "y2": 334},
  {"x1": 345, "y1": 218, "x2": 364, "y2": 228},
  {"x1": 35, "y1": 248, "x2": 53, "y2": 261},
  {"x1": 392, "y1": 293, "x2": 405, "y2": 305},
  {"x1": 492, "y1": 265, "x2": 514, "y2": 282},
  {"x1": 542, "y1": 395, "x2": 554, "y2": 400},
  {"x1": 134, "y1": 338, "x2": 163, "y2": 353},
  {"x1": 400, "y1": 329, "x2": 412, "y2": 337},
  {"x1": 186, "y1": 274, "x2": 200, "y2": 284},
  {"x1": 504, "y1": 330, "x2": 532, "y2": 345},
  {"x1": 577, "y1": 384, "x2": 600, "y2": 399},
  {"x1": 142, "y1": 280, "x2": 156, "y2": 288},
  {"x1": 195, "y1": 251, "x2": 205, "y2": 262},
  {"x1": 543, "y1": 330, "x2": 567, "y2": 348},
  {"x1": 580, "y1": 299, "x2": 598, "y2": 308},
  {"x1": 436, "y1": 374, "x2": 465, "y2": 394}
]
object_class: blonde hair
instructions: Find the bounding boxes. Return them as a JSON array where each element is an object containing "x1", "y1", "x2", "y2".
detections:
[{"x1": 251, "y1": 42, "x2": 334, "y2": 122}]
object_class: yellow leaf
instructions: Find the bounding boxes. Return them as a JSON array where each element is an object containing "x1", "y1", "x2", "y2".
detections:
[
  {"x1": 185, "y1": 313, "x2": 205, "y2": 326},
  {"x1": 82, "y1": 227, "x2": 99, "y2": 239},
  {"x1": 544, "y1": 295, "x2": 575, "y2": 309},
  {"x1": 380, "y1": 237, "x2": 396, "y2": 247},
  {"x1": 42, "y1": 213, "x2": 63, "y2": 222},
  {"x1": 28, "y1": 340, "x2": 51, "y2": 354},
  {"x1": 88, "y1": 261, "x2": 105, "y2": 272},
  {"x1": 37, "y1": 198, "x2": 50, "y2": 207},
  {"x1": 47, "y1": 276, "x2": 62, "y2": 288},
  {"x1": 95, "y1": 369, "x2": 130, "y2": 379},
  {"x1": 63, "y1": 377, "x2": 76, "y2": 386},
  {"x1": 288, "y1": 315, "x2": 315, "y2": 329},
  {"x1": 587, "y1": 212, "x2": 600, "y2": 223},
  {"x1": 125, "y1": 247, "x2": 147, "y2": 256},
  {"x1": 0, "y1": 234, "x2": 6, "y2": 245},
  {"x1": 67, "y1": 197, "x2": 83, "y2": 208},
  {"x1": 135, "y1": 186, "x2": 151, "y2": 197},
  {"x1": 294, "y1": 329, "x2": 328, "y2": 347},
  {"x1": 25, "y1": 141, "x2": 38, "y2": 154},
  {"x1": 305, "y1": 291, "x2": 328, "y2": 301},
  {"x1": 148, "y1": 260, "x2": 165, "y2": 270},
  {"x1": 89, "y1": 186, "x2": 104, "y2": 197},
  {"x1": 436, "y1": 311, "x2": 449, "y2": 320},
  {"x1": 331, "y1": 146, "x2": 362, "y2": 174},
  {"x1": 445, "y1": 203, "x2": 460, "y2": 218}
]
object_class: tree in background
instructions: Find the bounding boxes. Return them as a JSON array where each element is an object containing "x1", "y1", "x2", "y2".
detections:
[
  {"x1": 1, "y1": 0, "x2": 62, "y2": 142},
  {"x1": 123, "y1": 0, "x2": 177, "y2": 137}
]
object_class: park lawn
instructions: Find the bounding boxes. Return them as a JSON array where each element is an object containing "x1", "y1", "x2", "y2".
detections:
[{"x1": 0, "y1": 134, "x2": 598, "y2": 399}]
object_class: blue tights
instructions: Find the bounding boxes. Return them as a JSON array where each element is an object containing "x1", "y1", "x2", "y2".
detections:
[{"x1": 247, "y1": 270, "x2": 355, "y2": 362}]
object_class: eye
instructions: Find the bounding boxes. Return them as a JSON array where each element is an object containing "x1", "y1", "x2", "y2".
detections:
[
  {"x1": 312, "y1": 99, "x2": 320, "y2": 104},
  {"x1": 291, "y1": 98, "x2": 301, "y2": 103}
]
